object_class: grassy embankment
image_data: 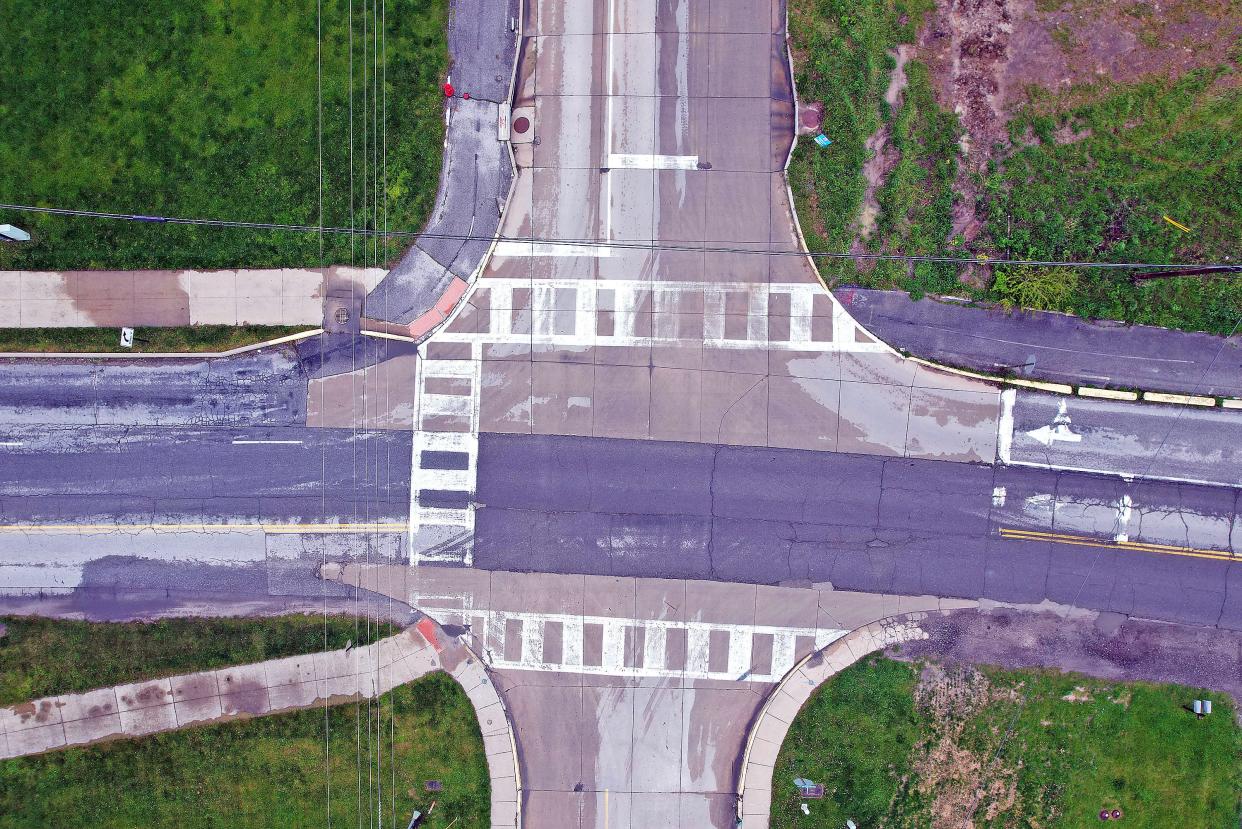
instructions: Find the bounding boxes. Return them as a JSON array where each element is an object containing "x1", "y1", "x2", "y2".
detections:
[
  {"x1": 787, "y1": 0, "x2": 1242, "y2": 333},
  {"x1": 788, "y1": 0, "x2": 959, "y2": 294},
  {"x1": 0, "y1": 0, "x2": 447, "y2": 272},
  {"x1": 0, "y1": 615, "x2": 489, "y2": 828},
  {"x1": 772, "y1": 655, "x2": 1241, "y2": 828}
]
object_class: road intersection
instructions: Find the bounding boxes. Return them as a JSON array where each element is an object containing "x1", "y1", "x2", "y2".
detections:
[{"x1": 0, "y1": 0, "x2": 1239, "y2": 825}]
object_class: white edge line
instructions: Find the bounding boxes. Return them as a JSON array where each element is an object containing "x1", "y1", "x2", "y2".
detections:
[
  {"x1": 1002, "y1": 458, "x2": 1237, "y2": 490},
  {"x1": 997, "y1": 388, "x2": 1016, "y2": 465},
  {"x1": 231, "y1": 440, "x2": 305, "y2": 445}
]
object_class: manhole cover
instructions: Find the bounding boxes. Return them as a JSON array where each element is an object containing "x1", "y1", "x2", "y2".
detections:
[
  {"x1": 334, "y1": 307, "x2": 351, "y2": 325},
  {"x1": 513, "y1": 115, "x2": 530, "y2": 134}
]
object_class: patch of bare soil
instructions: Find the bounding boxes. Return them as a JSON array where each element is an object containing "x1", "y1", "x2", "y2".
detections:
[
  {"x1": 853, "y1": 45, "x2": 912, "y2": 264},
  {"x1": 918, "y1": 0, "x2": 1016, "y2": 255},
  {"x1": 909, "y1": 663, "x2": 1024, "y2": 828},
  {"x1": 1004, "y1": 0, "x2": 1242, "y2": 107},
  {"x1": 914, "y1": 0, "x2": 1241, "y2": 281}
]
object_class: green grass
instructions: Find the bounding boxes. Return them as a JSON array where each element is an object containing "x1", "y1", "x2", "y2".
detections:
[
  {"x1": 868, "y1": 60, "x2": 961, "y2": 297},
  {"x1": 772, "y1": 656, "x2": 1242, "y2": 828},
  {"x1": 0, "y1": 673, "x2": 489, "y2": 829},
  {"x1": 0, "y1": 614, "x2": 392, "y2": 706},
  {"x1": 988, "y1": 68, "x2": 1242, "y2": 332},
  {"x1": 788, "y1": 3, "x2": 1242, "y2": 333},
  {"x1": 0, "y1": 325, "x2": 313, "y2": 353},
  {"x1": 0, "y1": 0, "x2": 448, "y2": 271},
  {"x1": 786, "y1": 0, "x2": 936, "y2": 284}
]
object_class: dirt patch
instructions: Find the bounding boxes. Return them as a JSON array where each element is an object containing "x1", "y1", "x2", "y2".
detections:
[
  {"x1": 1061, "y1": 685, "x2": 1093, "y2": 702},
  {"x1": 910, "y1": 663, "x2": 1024, "y2": 828},
  {"x1": 913, "y1": 0, "x2": 1240, "y2": 277},
  {"x1": 892, "y1": 607, "x2": 1242, "y2": 709},
  {"x1": 918, "y1": 0, "x2": 1016, "y2": 255},
  {"x1": 855, "y1": 45, "x2": 912, "y2": 247},
  {"x1": 1003, "y1": 0, "x2": 1242, "y2": 107}
]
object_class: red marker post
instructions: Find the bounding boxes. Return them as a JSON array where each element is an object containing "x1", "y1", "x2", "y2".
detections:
[{"x1": 443, "y1": 81, "x2": 455, "y2": 98}]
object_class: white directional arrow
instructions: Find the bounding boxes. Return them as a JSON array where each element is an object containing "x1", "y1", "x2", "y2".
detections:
[{"x1": 1026, "y1": 400, "x2": 1082, "y2": 447}]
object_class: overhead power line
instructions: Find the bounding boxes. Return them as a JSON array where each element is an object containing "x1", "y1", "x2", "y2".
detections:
[{"x1": 0, "y1": 201, "x2": 1235, "y2": 272}]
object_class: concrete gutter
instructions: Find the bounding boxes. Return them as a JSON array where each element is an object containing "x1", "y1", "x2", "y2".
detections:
[{"x1": 0, "y1": 327, "x2": 323, "y2": 361}]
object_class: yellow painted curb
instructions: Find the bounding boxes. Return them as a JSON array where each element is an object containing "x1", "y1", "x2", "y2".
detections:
[
  {"x1": 1143, "y1": 391, "x2": 1216, "y2": 407},
  {"x1": 1077, "y1": 386, "x2": 1139, "y2": 401}
]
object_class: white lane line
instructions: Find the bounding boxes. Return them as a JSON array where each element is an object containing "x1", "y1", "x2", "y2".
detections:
[
  {"x1": 992, "y1": 486, "x2": 1007, "y2": 507},
  {"x1": 492, "y1": 241, "x2": 613, "y2": 258},
  {"x1": 231, "y1": 439, "x2": 304, "y2": 445},
  {"x1": 1114, "y1": 493, "x2": 1133, "y2": 543},
  {"x1": 607, "y1": 153, "x2": 699, "y2": 170},
  {"x1": 0, "y1": 442, "x2": 24, "y2": 447},
  {"x1": 997, "y1": 388, "x2": 1016, "y2": 464},
  {"x1": 604, "y1": 0, "x2": 615, "y2": 241}
]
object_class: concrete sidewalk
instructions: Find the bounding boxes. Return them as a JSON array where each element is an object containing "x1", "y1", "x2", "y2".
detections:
[
  {"x1": 838, "y1": 288, "x2": 1242, "y2": 398},
  {"x1": 0, "y1": 625, "x2": 436, "y2": 758},
  {"x1": 0, "y1": 266, "x2": 384, "y2": 328},
  {"x1": 737, "y1": 614, "x2": 933, "y2": 828},
  {"x1": 329, "y1": 563, "x2": 977, "y2": 828},
  {"x1": 0, "y1": 616, "x2": 521, "y2": 827}
]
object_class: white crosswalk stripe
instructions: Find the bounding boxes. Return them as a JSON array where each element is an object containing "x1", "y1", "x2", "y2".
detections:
[
  {"x1": 439, "y1": 609, "x2": 847, "y2": 683},
  {"x1": 433, "y1": 278, "x2": 890, "y2": 353},
  {"x1": 409, "y1": 340, "x2": 482, "y2": 567}
]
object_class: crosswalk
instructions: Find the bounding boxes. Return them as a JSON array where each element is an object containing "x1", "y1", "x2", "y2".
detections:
[
  {"x1": 409, "y1": 343, "x2": 482, "y2": 566},
  {"x1": 452, "y1": 609, "x2": 847, "y2": 683},
  {"x1": 438, "y1": 278, "x2": 891, "y2": 353}
]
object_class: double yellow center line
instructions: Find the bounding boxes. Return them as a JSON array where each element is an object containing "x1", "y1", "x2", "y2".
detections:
[
  {"x1": 0, "y1": 522, "x2": 409, "y2": 535},
  {"x1": 999, "y1": 527, "x2": 1236, "y2": 563}
]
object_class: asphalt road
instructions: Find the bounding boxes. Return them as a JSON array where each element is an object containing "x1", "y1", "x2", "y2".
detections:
[
  {"x1": 838, "y1": 288, "x2": 1242, "y2": 397},
  {"x1": 0, "y1": 425, "x2": 409, "y2": 522},
  {"x1": 473, "y1": 433, "x2": 1241, "y2": 630},
  {"x1": 1004, "y1": 389, "x2": 1242, "y2": 487}
]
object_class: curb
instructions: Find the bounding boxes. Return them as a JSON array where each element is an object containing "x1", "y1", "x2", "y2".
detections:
[
  {"x1": 905, "y1": 354, "x2": 1241, "y2": 411},
  {"x1": 734, "y1": 613, "x2": 938, "y2": 829},
  {"x1": 439, "y1": 624, "x2": 523, "y2": 829},
  {"x1": 0, "y1": 328, "x2": 324, "y2": 361}
]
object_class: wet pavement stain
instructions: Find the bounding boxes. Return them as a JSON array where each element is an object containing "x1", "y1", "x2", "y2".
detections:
[
  {"x1": 220, "y1": 678, "x2": 269, "y2": 715},
  {"x1": 86, "y1": 701, "x2": 115, "y2": 717}
]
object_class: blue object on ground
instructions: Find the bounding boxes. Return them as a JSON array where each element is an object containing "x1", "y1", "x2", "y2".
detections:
[{"x1": 813, "y1": 134, "x2": 832, "y2": 147}]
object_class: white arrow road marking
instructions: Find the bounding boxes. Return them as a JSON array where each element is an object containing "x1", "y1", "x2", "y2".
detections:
[{"x1": 1026, "y1": 399, "x2": 1082, "y2": 447}]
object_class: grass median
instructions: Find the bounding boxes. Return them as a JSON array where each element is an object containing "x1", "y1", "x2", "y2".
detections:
[
  {"x1": 0, "y1": 325, "x2": 315, "y2": 354},
  {"x1": 0, "y1": 615, "x2": 489, "y2": 828},
  {"x1": 771, "y1": 655, "x2": 1241, "y2": 828}
]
